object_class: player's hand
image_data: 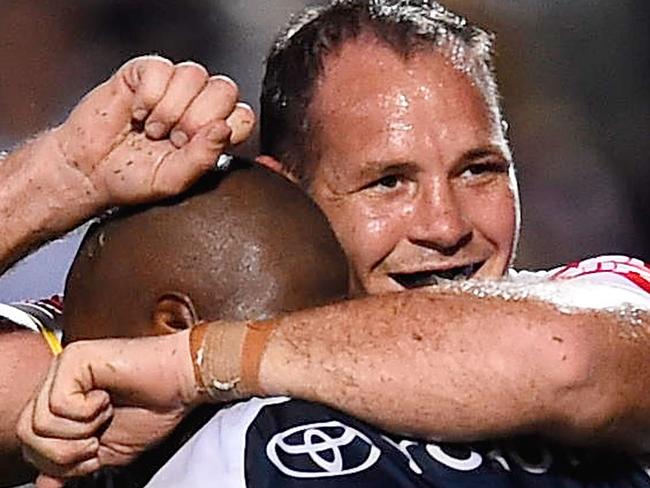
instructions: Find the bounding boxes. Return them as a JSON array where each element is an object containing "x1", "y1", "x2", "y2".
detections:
[
  {"x1": 16, "y1": 330, "x2": 200, "y2": 487},
  {"x1": 50, "y1": 55, "x2": 255, "y2": 211}
]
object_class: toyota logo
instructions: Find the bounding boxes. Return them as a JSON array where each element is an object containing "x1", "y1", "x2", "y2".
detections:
[{"x1": 266, "y1": 421, "x2": 381, "y2": 478}]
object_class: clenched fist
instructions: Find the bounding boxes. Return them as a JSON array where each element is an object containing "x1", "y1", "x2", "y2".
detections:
[
  {"x1": 17, "y1": 331, "x2": 200, "y2": 488},
  {"x1": 52, "y1": 55, "x2": 255, "y2": 209}
]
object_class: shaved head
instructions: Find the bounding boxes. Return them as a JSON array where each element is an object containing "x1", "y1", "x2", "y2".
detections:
[{"x1": 63, "y1": 159, "x2": 348, "y2": 342}]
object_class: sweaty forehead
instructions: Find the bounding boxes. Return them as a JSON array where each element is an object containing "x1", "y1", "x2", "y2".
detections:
[
  {"x1": 308, "y1": 36, "x2": 501, "y2": 165},
  {"x1": 317, "y1": 35, "x2": 485, "y2": 102}
]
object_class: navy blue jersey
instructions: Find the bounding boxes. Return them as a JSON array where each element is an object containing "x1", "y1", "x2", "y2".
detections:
[
  {"x1": 146, "y1": 397, "x2": 650, "y2": 488},
  {"x1": 248, "y1": 399, "x2": 650, "y2": 488}
]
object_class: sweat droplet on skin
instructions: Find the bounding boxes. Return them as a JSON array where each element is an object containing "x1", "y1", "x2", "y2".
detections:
[
  {"x1": 367, "y1": 219, "x2": 388, "y2": 235},
  {"x1": 388, "y1": 122, "x2": 414, "y2": 132},
  {"x1": 396, "y1": 93, "x2": 410, "y2": 109}
]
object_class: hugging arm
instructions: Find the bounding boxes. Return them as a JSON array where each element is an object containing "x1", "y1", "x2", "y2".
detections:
[
  {"x1": 256, "y1": 289, "x2": 650, "y2": 448},
  {"x1": 17, "y1": 281, "x2": 650, "y2": 485}
]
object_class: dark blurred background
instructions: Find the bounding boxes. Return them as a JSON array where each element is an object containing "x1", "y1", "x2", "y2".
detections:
[{"x1": 0, "y1": 0, "x2": 647, "y2": 301}]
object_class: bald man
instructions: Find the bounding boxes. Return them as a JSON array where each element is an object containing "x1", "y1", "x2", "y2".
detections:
[
  {"x1": 53, "y1": 158, "x2": 349, "y2": 487},
  {"x1": 62, "y1": 159, "x2": 347, "y2": 344}
]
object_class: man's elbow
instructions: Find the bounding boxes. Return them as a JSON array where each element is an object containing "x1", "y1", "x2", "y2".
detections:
[{"x1": 536, "y1": 314, "x2": 630, "y2": 445}]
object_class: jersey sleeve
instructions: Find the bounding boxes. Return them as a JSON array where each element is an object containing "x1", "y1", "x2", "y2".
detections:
[{"x1": 0, "y1": 296, "x2": 63, "y2": 354}]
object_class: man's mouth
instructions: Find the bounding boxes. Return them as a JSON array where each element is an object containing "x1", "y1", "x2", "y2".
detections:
[{"x1": 388, "y1": 262, "x2": 484, "y2": 289}]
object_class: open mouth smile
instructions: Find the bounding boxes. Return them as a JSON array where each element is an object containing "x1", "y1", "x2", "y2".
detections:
[{"x1": 388, "y1": 262, "x2": 484, "y2": 289}]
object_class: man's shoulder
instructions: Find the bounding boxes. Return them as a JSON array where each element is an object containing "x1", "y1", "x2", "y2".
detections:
[{"x1": 511, "y1": 255, "x2": 650, "y2": 309}]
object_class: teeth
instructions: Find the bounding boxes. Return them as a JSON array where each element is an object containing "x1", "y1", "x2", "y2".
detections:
[
  {"x1": 435, "y1": 265, "x2": 474, "y2": 281},
  {"x1": 391, "y1": 271, "x2": 440, "y2": 288},
  {"x1": 390, "y1": 263, "x2": 481, "y2": 289}
]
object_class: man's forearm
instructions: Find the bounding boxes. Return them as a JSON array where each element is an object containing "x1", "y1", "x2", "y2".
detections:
[
  {"x1": 259, "y1": 292, "x2": 590, "y2": 439},
  {"x1": 15, "y1": 290, "x2": 648, "y2": 477},
  {"x1": 198, "y1": 290, "x2": 650, "y2": 449},
  {"x1": 0, "y1": 131, "x2": 99, "y2": 273}
]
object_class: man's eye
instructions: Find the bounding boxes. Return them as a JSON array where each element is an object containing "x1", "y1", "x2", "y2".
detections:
[
  {"x1": 375, "y1": 175, "x2": 400, "y2": 188},
  {"x1": 360, "y1": 175, "x2": 404, "y2": 191},
  {"x1": 358, "y1": 173, "x2": 411, "y2": 195},
  {"x1": 460, "y1": 162, "x2": 507, "y2": 179}
]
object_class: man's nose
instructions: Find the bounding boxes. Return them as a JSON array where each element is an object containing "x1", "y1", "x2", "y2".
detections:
[{"x1": 407, "y1": 180, "x2": 473, "y2": 255}]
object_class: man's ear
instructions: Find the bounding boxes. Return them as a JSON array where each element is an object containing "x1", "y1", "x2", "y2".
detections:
[
  {"x1": 255, "y1": 155, "x2": 298, "y2": 184},
  {"x1": 152, "y1": 292, "x2": 200, "y2": 335}
]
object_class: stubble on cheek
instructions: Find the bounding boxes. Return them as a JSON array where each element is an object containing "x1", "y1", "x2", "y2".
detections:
[{"x1": 470, "y1": 179, "x2": 517, "y2": 273}]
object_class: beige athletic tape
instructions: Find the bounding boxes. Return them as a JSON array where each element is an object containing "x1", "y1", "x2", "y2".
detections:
[
  {"x1": 240, "y1": 320, "x2": 280, "y2": 396},
  {"x1": 189, "y1": 319, "x2": 278, "y2": 401}
]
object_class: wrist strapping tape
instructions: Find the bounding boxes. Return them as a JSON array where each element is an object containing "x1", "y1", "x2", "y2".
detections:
[{"x1": 189, "y1": 319, "x2": 279, "y2": 401}]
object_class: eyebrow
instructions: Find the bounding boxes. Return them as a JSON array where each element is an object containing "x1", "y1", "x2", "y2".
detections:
[
  {"x1": 459, "y1": 146, "x2": 509, "y2": 164},
  {"x1": 355, "y1": 161, "x2": 420, "y2": 180}
]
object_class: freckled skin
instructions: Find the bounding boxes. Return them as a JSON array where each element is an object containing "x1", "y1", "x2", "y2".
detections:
[{"x1": 308, "y1": 36, "x2": 519, "y2": 295}]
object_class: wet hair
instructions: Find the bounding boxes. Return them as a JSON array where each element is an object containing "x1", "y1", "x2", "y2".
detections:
[
  {"x1": 63, "y1": 158, "x2": 349, "y2": 342},
  {"x1": 260, "y1": 0, "x2": 504, "y2": 184}
]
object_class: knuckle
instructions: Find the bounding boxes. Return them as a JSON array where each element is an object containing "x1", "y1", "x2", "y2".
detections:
[
  {"x1": 121, "y1": 56, "x2": 172, "y2": 85},
  {"x1": 66, "y1": 340, "x2": 91, "y2": 357},
  {"x1": 49, "y1": 446, "x2": 79, "y2": 466},
  {"x1": 133, "y1": 54, "x2": 171, "y2": 64},
  {"x1": 234, "y1": 102, "x2": 256, "y2": 122},
  {"x1": 144, "y1": 54, "x2": 174, "y2": 65},
  {"x1": 134, "y1": 58, "x2": 174, "y2": 102},
  {"x1": 210, "y1": 75, "x2": 239, "y2": 102},
  {"x1": 64, "y1": 341, "x2": 82, "y2": 354},
  {"x1": 32, "y1": 407, "x2": 53, "y2": 436},
  {"x1": 138, "y1": 55, "x2": 174, "y2": 74},
  {"x1": 175, "y1": 61, "x2": 209, "y2": 83},
  {"x1": 49, "y1": 391, "x2": 70, "y2": 418},
  {"x1": 228, "y1": 105, "x2": 256, "y2": 143},
  {"x1": 236, "y1": 101, "x2": 254, "y2": 112}
]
